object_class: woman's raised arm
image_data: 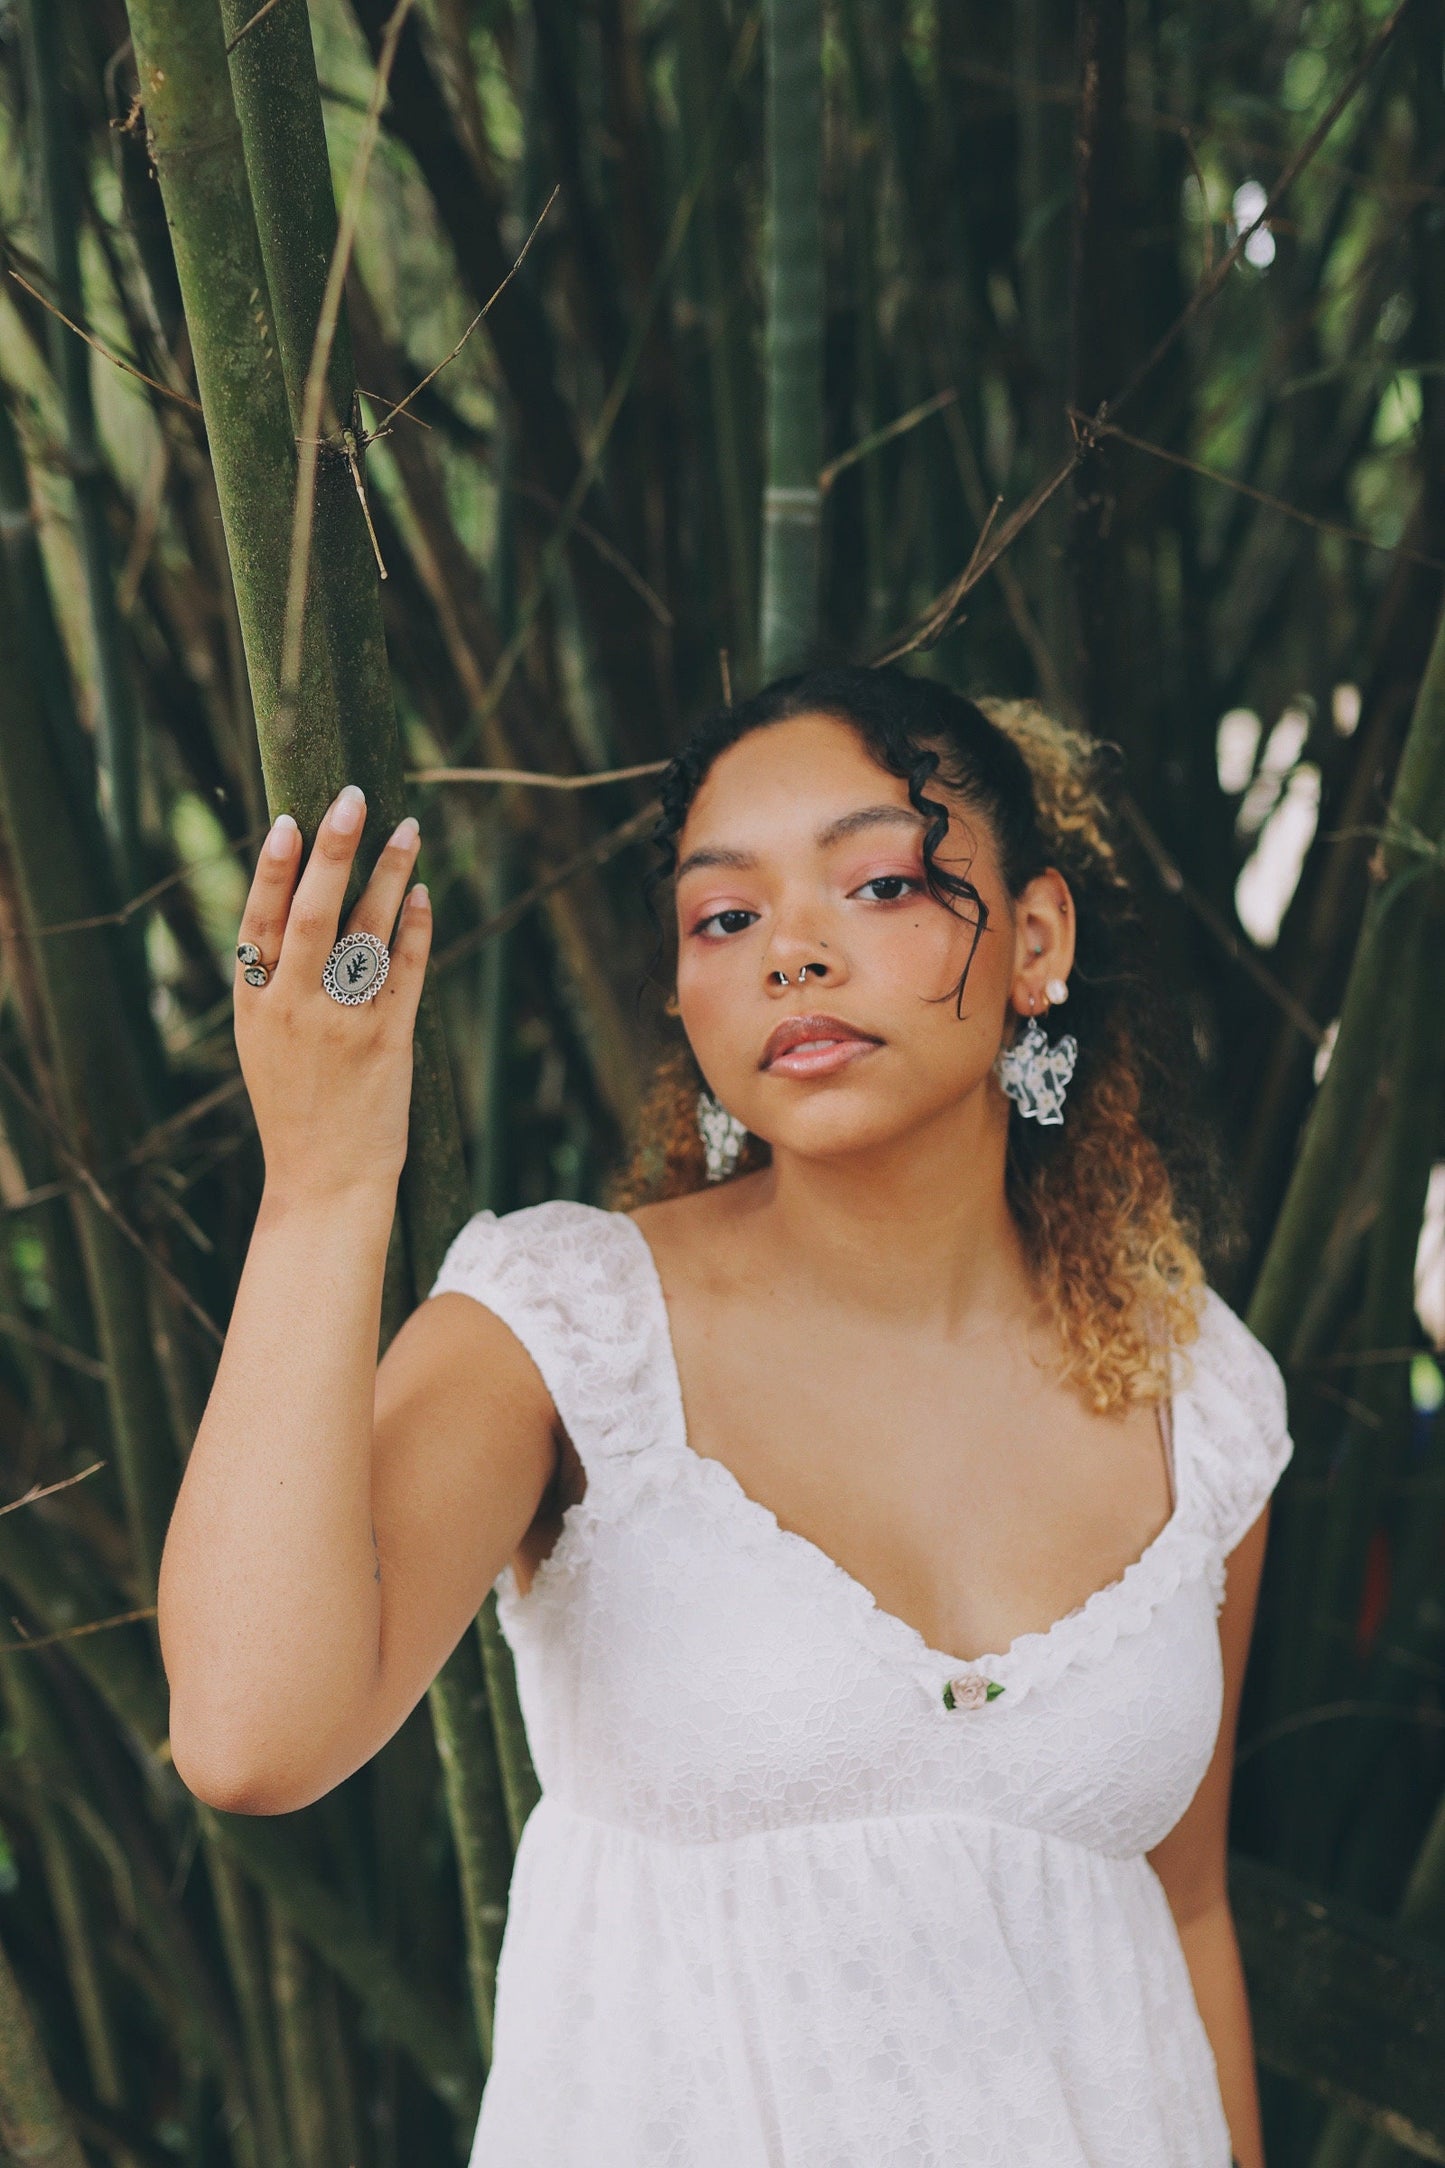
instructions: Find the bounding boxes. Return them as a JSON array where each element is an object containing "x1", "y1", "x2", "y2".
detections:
[{"x1": 158, "y1": 789, "x2": 555, "y2": 1815}]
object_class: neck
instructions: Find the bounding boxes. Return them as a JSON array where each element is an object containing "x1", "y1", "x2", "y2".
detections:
[{"x1": 747, "y1": 1090, "x2": 1034, "y2": 1330}]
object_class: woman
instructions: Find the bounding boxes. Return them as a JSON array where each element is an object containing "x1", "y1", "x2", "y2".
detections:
[{"x1": 160, "y1": 666, "x2": 1287, "y2": 2168}]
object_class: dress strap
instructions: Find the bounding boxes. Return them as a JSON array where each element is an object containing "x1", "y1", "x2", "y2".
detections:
[
  {"x1": 1171, "y1": 1287, "x2": 1293, "y2": 1559},
  {"x1": 426, "y1": 1202, "x2": 684, "y2": 1482}
]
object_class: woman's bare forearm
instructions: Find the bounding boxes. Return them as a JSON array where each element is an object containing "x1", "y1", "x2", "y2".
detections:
[
  {"x1": 158, "y1": 781, "x2": 434, "y2": 1812},
  {"x1": 159, "y1": 1175, "x2": 399, "y2": 1808},
  {"x1": 1175, "y1": 1899, "x2": 1265, "y2": 2168}
]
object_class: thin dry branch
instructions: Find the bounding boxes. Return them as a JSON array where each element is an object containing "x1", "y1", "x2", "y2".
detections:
[
  {"x1": 0, "y1": 1055, "x2": 224, "y2": 1346},
  {"x1": 870, "y1": 0, "x2": 1411, "y2": 665},
  {"x1": 406, "y1": 760, "x2": 667, "y2": 789},
  {"x1": 0, "y1": 1603, "x2": 158, "y2": 1654},
  {"x1": 818, "y1": 390, "x2": 958, "y2": 495},
  {"x1": 4, "y1": 266, "x2": 203, "y2": 411},
  {"x1": 1118, "y1": 797, "x2": 1325, "y2": 1047},
  {"x1": 452, "y1": 9, "x2": 762, "y2": 758},
  {"x1": 276, "y1": 0, "x2": 418, "y2": 732},
  {"x1": 1108, "y1": 0, "x2": 1412, "y2": 417},
  {"x1": 366, "y1": 186, "x2": 560, "y2": 439},
  {"x1": 1094, "y1": 418, "x2": 1445, "y2": 572},
  {"x1": 432, "y1": 801, "x2": 659, "y2": 977},
  {"x1": 224, "y1": 0, "x2": 286, "y2": 54},
  {"x1": 0, "y1": 1462, "x2": 105, "y2": 1517}
]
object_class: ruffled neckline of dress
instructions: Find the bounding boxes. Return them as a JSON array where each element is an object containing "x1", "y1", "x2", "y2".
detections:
[{"x1": 612, "y1": 1212, "x2": 1225, "y2": 1712}]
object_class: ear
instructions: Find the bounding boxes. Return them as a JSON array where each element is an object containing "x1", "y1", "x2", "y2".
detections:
[{"x1": 1007, "y1": 869, "x2": 1076, "y2": 1018}]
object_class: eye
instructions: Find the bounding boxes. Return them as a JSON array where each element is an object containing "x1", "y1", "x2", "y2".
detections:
[
  {"x1": 852, "y1": 874, "x2": 921, "y2": 903},
  {"x1": 692, "y1": 907, "x2": 759, "y2": 939}
]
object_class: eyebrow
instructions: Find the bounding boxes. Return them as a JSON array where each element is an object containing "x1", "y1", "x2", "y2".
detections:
[{"x1": 675, "y1": 805, "x2": 926, "y2": 881}]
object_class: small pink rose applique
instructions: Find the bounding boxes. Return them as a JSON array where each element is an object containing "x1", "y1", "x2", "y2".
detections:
[{"x1": 942, "y1": 1672, "x2": 1005, "y2": 1710}]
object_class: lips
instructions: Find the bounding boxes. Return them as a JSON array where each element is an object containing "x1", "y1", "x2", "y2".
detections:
[{"x1": 760, "y1": 1013, "x2": 882, "y2": 1079}]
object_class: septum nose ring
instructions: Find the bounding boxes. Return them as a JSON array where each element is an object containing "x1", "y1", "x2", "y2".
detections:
[{"x1": 772, "y1": 962, "x2": 825, "y2": 986}]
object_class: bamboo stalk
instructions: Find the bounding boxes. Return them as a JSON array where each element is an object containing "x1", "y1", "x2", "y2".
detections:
[
  {"x1": 204, "y1": 1845, "x2": 291, "y2": 2168},
  {"x1": 269, "y1": 1914, "x2": 332, "y2": 2168},
  {"x1": 477, "y1": 1597, "x2": 540, "y2": 1849},
  {"x1": 0, "y1": 1921, "x2": 88, "y2": 2168},
  {"x1": 0, "y1": 1500, "x2": 477, "y2": 2119},
  {"x1": 345, "y1": 0, "x2": 662, "y2": 761},
  {"x1": 1248, "y1": 595, "x2": 1445, "y2": 1359},
  {"x1": 758, "y1": 0, "x2": 824, "y2": 678},
  {"x1": 119, "y1": 0, "x2": 342, "y2": 790},
  {"x1": 428, "y1": 1631, "x2": 512, "y2": 2063},
  {"x1": 0, "y1": 514, "x2": 177, "y2": 1598},
  {"x1": 0, "y1": 1661, "x2": 137, "y2": 2168},
  {"x1": 1296, "y1": 906, "x2": 1445, "y2": 1846},
  {"x1": 1069, "y1": 0, "x2": 1133, "y2": 753},
  {"x1": 19, "y1": 0, "x2": 143, "y2": 897},
  {"x1": 204, "y1": 1810, "x2": 481, "y2": 2122},
  {"x1": 346, "y1": 269, "x2": 646, "y2": 1126},
  {"x1": 124, "y1": 3, "x2": 523, "y2": 2063}
]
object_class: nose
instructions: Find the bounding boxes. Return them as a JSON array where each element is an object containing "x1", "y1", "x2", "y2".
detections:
[
  {"x1": 768, "y1": 959, "x2": 829, "y2": 988},
  {"x1": 763, "y1": 927, "x2": 838, "y2": 993}
]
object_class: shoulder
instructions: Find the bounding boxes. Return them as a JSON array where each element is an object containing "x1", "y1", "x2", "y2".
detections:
[
  {"x1": 1177, "y1": 1285, "x2": 1293, "y2": 1557},
  {"x1": 427, "y1": 1198, "x2": 631, "y2": 1308},
  {"x1": 425, "y1": 1202, "x2": 677, "y2": 1468}
]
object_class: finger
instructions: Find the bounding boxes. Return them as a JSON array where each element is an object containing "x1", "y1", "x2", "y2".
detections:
[
  {"x1": 276, "y1": 785, "x2": 369, "y2": 984},
  {"x1": 235, "y1": 813, "x2": 301, "y2": 988},
  {"x1": 374, "y1": 881, "x2": 432, "y2": 1023},
  {"x1": 345, "y1": 815, "x2": 421, "y2": 945}
]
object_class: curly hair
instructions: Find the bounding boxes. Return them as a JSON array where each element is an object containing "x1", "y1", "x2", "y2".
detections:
[{"x1": 613, "y1": 666, "x2": 1225, "y2": 1411}]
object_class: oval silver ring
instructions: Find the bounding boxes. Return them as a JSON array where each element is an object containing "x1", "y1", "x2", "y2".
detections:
[{"x1": 322, "y1": 930, "x2": 390, "y2": 1006}]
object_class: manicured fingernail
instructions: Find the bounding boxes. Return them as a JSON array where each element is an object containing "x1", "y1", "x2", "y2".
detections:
[
  {"x1": 266, "y1": 813, "x2": 298, "y2": 859},
  {"x1": 409, "y1": 882, "x2": 429, "y2": 909},
  {"x1": 390, "y1": 816, "x2": 419, "y2": 850}
]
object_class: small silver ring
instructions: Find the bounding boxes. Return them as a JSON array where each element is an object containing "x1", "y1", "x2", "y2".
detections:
[
  {"x1": 323, "y1": 930, "x2": 390, "y2": 1006},
  {"x1": 236, "y1": 941, "x2": 275, "y2": 989}
]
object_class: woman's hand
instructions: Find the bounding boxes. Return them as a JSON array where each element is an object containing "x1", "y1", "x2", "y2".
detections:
[{"x1": 234, "y1": 785, "x2": 431, "y2": 1205}]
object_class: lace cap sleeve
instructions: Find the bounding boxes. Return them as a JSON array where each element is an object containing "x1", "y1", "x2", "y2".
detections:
[
  {"x1": 426, "y1": 1201, "x2": 682, "y2": 1479},
  {"x1": 1180, "y1": 1288, "x2": 1294, "y2": 1558}
]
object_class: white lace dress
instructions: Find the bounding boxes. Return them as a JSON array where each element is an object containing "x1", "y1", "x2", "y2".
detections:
[{"x1": 427, "y1": 1200, "x2": 1293, "y2": 2168}]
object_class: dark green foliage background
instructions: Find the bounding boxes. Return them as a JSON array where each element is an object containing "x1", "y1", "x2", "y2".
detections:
[{"x1": 0, "y1": 0, "x2": 1442, "y2": 2161}]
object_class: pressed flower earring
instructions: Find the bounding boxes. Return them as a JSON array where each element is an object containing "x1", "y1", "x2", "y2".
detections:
[
  {"x1": 994, "y1": 981, "x2": 1077, "y2": 1127},
  {"x1": 697, "y1": 1092, "x2": 747, "y2": 1183}
]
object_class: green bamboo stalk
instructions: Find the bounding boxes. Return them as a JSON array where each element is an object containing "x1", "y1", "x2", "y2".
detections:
[
  {"x1": 315, "y1": 1965, "x2": 363, "y2": 2168},
  {"x1": 346, "y1": 269, "x2": 645, "y2": 1129},
  {"x1": 0, "y1": 1662, "x2": 137, "y2": 2168},
  {"x1": 0, "y1": 1507, "x2": 477, "y2": 2119},
  {"x1": 0, "y1": 1921, "x2": 89, "y2": 2168},
  {"x1": 759, "y1": 0, "x2": 824, "y2": 678},
  {"x1": 119, "y1": 0, "x2": 341, "y2": 800},
  {"x1": 477, "y1": 1597, "x2": 540, "y2": 1849},
  {"x1": 213, "y1": 1, "x2": 526, "y2": 2027},
  {"x1": 123, "y1": 6, "x2": 521, "y2": 2065},
  {"x1": 678, "y1": 0, "x2": 759, "y2": 665},
  {"x1": 428, "y1": 1629, "x2": 512, "y2": 2064},
  {"x1": 215, "y1": 0, "x2": 406, "y2": 833},
  {"x1": 268, "y1": 1913, "x2": 331, "y2": 2168},
  {"x1": 1013, "y1": 0, "x2": 1076, "y2": 683},
  {"x1": 204, "y1": 1846, "x2": 291, "y2": 2168},
  {"x1": 0, "y1": 507, "x2": 177, "y2": 1598},
  {"x1": 19, "y1": 0, "x2": 143, "y2": 897},
  {"x1": 203, "y1": 1811, "x2": 480, "y2": 2122},
  {"x1": 1310, "y1": 1783, "x2": 1445, "y2": 2168},
  {"x1": 1297, "y1": 908, "x2": 1445, "y2": 1841},
  {"x1": 1248, "y1": 595, "x2": 1445, "y2": 1359}
]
